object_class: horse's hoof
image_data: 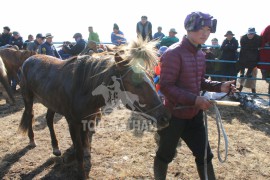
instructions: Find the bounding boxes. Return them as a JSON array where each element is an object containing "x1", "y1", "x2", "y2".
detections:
[
  {"x1": 29, "y1": 140, "x2": 36, "y2": 147},
  {"x1": 53, "y1": 148, "x2": 62, "y2": 156}
]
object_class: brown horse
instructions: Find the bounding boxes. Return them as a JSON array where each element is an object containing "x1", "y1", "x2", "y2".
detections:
[
  {"x1": 0, "y1": 56, "x2": 15, "y2": 104},
  {"x1": 0, "y1": 48, "x2": 36, "y2": 84},
  {"x1": 18, "y1": 38, "x2": 170, "y2": 179}
]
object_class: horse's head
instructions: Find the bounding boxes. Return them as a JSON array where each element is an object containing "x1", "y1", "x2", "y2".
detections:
[
  {"x1": 113, "y1": 38, "x2": 170, "y2": 130},
  {"x1": 16, "y1": 50, "x2": 37, "y2": 64}
]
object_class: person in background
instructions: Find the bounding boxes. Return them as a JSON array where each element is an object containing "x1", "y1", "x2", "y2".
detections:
[
  {"x1": 238, "y1": 27, "x2": 261, "y2": 78},
  {"x1": 220, "y1": 30, "x2": 239, "y2": 81},
  {"x1": 9, "y1": 31, "x2": 23, "y2": 49},
  {"x1": 111, "y1": 23, "x2": 126, "y2": 46},
  {"x1": 0, "y1": 26, "x2": 12, "y2": 47},
  {"x1": 155, "y1": 11, "x2": 235, "y2": 180},
  {"x1": 27, "y1": 33, "x2": 45, "y2": 52},
  {"x1": 88, "y1": 26, "x2": 100, "y2": 43},
  {"x1": 23, "y1": 34, "x2": 34, "y2": 50},
  {"x1": 258, "y1": 25, "x2": 270, "y2": 83},
  {"x1": 153, "y1": 26, "x2": 165, "y2": 40},
  {"x1": 158, "y1": 28, "x2": 179, "y2": 47},
  {"x1": 9, "y1": 30, "x2": 24, "y2": 91},
  {"x1": 209, "y1": 38, "x2": 222, "y2": 81},
  {"x1": 202, "y1": 45, "x2": 216, "y2": 80},
  {"x1": 136, "y1": 15, "x2": 152, "y2": 41},
  {"x1": 154, "y1": 46, "x2": 168, "y2": 100},
  {"x1": 237, "y1": 67, "x2": 258, "y2": 95},
  {"x1": 38, "y1": 33, "x2": 61, "y2": 59},
  {"x1": 62, "y1": 33, "x2": 86, "y2": 58}
]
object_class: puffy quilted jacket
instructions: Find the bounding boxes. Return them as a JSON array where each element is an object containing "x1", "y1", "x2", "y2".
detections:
[{"x1": 160, "y1": 37, "x2": 221, "y2": 119}]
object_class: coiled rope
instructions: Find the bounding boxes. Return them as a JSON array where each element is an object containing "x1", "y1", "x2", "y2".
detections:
[{"x1": 203, "y1": 100, "x2": 228, "y2": 180}]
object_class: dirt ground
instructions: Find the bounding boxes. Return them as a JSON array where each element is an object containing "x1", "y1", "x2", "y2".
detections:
[{"x1": 0, "y1": 77, "x2": 269, "y2": 180}]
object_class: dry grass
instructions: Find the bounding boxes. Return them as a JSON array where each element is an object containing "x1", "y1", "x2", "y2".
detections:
[{"x1": 0, "y1": 76, "x2": 269, "y2": 179}]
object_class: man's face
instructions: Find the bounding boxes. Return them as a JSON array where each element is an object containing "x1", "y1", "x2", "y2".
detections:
[
  {"x1": 211, "y1": 40, "x2": 218, "y2": 46},
  {"x1": 28, "y1": 36, "x2": 34, "y2": 41},
  {"x1": 14, "y1": 35, "x2": 20, "y2": 39},
  {"x1": 169, "y1": 32, "x2": 176, "y2": 37},
  {"x1": 88, "y1": 27, "x2": 93, "y2": 32},
  {"x1": 3, "y1": 29, "x2": 9, "y2": 34},
  {"x1": 141, "y1": 18, "x2": 147, "y2": 24},
  {"x1": 188, "y1": 26, "x2": 211, "y2": 45},
  {"x1": 247, "y1": 33, "x2": 255, "y2": 39},
  {"x1": 226, "y1": 34, "x2": 233, "y2": 40},
  {"x1": 46, "y1": 37, "x2": 53, "y2": 44},
  {"x1": 113, "y1": 29, "x2": 119, "y2": 34},
  {"x1": 158, "y1": 27, "x2": 162, "y2": 32},
  {"x1": 37, "y1": 38, "x2": 45, "y2": 44}
]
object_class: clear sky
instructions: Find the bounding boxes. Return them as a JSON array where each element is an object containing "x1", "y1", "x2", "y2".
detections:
[{"x1": 1, "y1": 0, "x2": 269, "y2": 45}]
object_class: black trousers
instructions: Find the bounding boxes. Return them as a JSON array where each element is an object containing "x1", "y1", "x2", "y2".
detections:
[{"x1": 156, "y1": 111, "x2": 213, "y2": 166}]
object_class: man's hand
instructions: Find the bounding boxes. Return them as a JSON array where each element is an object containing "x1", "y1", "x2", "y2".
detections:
[
  {"x1": 221, "y1": 80, "x2": 236, "y2": 94},
  {"x1": 195, "y1": 96, "x2": 212, "y2": 110}
]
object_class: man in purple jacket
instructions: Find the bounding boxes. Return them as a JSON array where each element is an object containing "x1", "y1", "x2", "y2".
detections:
[{"x1": 154, "y1": 12, "x2": 236, "y2": 180}]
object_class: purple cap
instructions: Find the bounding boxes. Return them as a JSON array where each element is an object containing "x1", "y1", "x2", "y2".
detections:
[{"x1": 184, "y1": 12, "x2": 217, "y2": 33}]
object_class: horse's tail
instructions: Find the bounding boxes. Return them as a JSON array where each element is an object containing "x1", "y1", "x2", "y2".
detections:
[
  {"x1": 0, "y1": 57, "x2": 15, "y2": 104},
  {"x1": 18, "y1": 67, "x2": 34, "y2": 134}
]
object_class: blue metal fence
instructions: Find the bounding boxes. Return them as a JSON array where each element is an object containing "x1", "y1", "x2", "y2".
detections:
[{"x1": 203, "y1": 44, "x2": 270, "y2": 105}]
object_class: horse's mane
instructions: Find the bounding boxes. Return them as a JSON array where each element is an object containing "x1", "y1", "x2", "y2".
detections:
[
  {"x1": 73, "y1": 37, "x2": 158, "y2": 95},
  {"x1": 74, "y1": 54, "x2": 116, "y2": 95},
  {"x1": 118, "y1": 37, "x2": 158, "y2": 71}
]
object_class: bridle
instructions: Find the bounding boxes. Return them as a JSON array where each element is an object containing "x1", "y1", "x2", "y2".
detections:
[{"x1": 116, "y1": 67, "x2": 163, "y2": 116}]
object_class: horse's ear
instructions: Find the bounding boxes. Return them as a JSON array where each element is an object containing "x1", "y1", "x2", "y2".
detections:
[{"x1": 114, "y1": 51, "x2": 128, "y2": 68}]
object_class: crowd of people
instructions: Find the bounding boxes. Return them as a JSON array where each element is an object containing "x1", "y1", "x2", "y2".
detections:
[
  {"x1": 202, "y1": 26, "x2": 270, "y2": 94},
  {"x1": 0, "y1": 16, "x2": 270, "y2": 94}
]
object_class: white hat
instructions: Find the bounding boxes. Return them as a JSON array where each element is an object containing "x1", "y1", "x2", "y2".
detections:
[{"x1": 45, "y1": 33, "x2": 54, "y2": 38}]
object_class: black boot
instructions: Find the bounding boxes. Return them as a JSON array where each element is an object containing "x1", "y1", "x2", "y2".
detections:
[
  {"x1": 196, "y1": 162, "x2": 216, "y2": 180},
  {"x1": 154, "y1": 157, "x2": 168, "y2": 180}
]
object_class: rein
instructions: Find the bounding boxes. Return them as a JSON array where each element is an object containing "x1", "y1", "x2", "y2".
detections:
[
  {"x1": 174, "y1": 100, "x2": 229, "y2": 180},
  {"x1": 203, "y1": 100, "x2": 228, "y2": 180}
]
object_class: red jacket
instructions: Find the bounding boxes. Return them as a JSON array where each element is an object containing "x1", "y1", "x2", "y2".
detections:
[
  {"x1": 258, "y1": 25, "x2": 270, "y2": 70},
  {"x1": 160, "y1": 37, "x2": 221, "y2": 119}
]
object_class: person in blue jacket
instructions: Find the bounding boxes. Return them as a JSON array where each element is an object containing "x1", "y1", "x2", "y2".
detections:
[
  {"x1": 38, "y1": 33, "x2": 61, "y2": 59},
  {"x1": 9, "y1": 31, "x2": 24, "y2": 49},
  {"x1": 111, "y1": 23, "x2": 126, "y2": 46},
  {"x1": 153, "y1": 26, "x2": 165, "y2": 40}
]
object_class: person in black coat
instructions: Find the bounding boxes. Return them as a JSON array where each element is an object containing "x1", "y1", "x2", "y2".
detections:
[
  {"x1": 238, "y1": 27, "x2": 261, "y2": 77},
  {"x1": 63, "y1": 33, "x2": 86, "y2": 56},
  {"x1": 220, "y1": 30, "x2": 239, "y2": 80},
  {"x1": 0, "y1": 26, "x2": 12, "y2": 47}
]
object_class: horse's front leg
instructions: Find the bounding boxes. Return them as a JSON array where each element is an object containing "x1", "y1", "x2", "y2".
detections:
[
  {"x1": 68, "y1": 121, "x2": 87, "y2": 179},
  {"x1": 82, "y1": 115, "x2": 98, "y2": 157},
  {"x1": 46, "y1": 109, "x2": 61, "y2": 156}
]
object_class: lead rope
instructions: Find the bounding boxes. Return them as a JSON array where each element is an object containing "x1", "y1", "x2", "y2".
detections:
[{"x1": 204, "y1": 101, "x2": 228, "y2": 180}]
